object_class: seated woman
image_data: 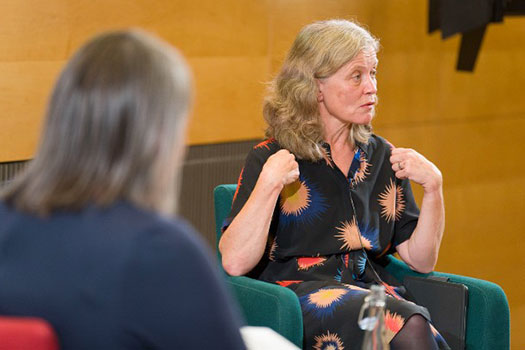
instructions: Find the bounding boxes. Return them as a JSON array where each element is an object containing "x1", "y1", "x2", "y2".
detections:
[
  {"x1": 219, "y1": 20, "x2": 449, "y2": 350},
  {"x1": 0, "y1": 30, "x2": 245, "y2": 350}
]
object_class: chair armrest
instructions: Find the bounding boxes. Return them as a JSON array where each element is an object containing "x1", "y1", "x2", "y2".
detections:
[
  {"x1": 226, "y1": 276, "x2": 303, "y2": 349},
  {"x1": 433, "y1": 272, "x2": 510, "y2": 350},
  {"x1": 383, "y1": 255, "x2": 510, "y2": 350}
]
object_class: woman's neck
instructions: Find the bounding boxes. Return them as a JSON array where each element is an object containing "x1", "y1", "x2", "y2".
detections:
[
  {"x1": 319, "y1": 105, "x2": 354, "y2": 150},
  {"x1": 323, "y1": 123, "x2": 355, "y2": 176},
  {"x1": 323, "y1": 121, "x2": 353, "y2": 152}
]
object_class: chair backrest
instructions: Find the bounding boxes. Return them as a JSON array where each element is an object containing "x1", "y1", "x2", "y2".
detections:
[
  {"x1": 213, "y1": 184, "x2": 237, "y2": 260},
  {"x1": 0, "y1": 316, "x2": 59, "y2": 350},
  {"x1": 214, "y1": 184, "x2": 274, "y2": 278}
]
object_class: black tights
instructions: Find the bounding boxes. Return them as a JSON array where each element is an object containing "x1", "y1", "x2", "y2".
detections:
[{"x1": 390, "y1": 314, "x2": 439, "y2": 350}]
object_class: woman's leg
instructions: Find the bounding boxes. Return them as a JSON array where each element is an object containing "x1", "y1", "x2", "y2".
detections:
[{"x1": 390, "y1": 314, "x2": 438, "y2": 350}]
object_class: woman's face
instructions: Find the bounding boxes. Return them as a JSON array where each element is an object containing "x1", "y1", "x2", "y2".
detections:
[{"x1": 317, "y1": 48, "x2": 378, "y2": 127}]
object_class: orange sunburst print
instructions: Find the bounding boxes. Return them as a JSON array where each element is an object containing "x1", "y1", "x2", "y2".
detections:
[
  {"x1": 232, "y1": 167, "x2": 244, "y2": 206},
  {"x1": 297, "y1": 257, "x2": 327, "y2": 271},
  {"x1": 351, "y1": 154, "x2": 371, "y2": 186},
  {"x1": 342, "y1": 284, "x2": 368, "y2": 292},
  {"x1": 280, "y1": 180, "x2": 311, "y2": 216},
  {"x1": 335, "y1": 218, "x2": 372, "y2": 251},
  {"x1": 430, "y1": 324, "x2": 439, "y2": 337},
  {"x1": 321, "y1": 148, "x2": 334, "y2": 168},
  {"x1": 268, "y1": 239, "x2": 277, "y2": 261},
  {"x1": 308, "y1": 288, "x2": 348, "y2": 308},
  {"x1": 313, "y1": 331, "x2": 345, "y2": 350},
  {"x1": 254, "y1": 138, "x2": 275, "y2": 150},
  {"x1": 377, "y1": 178, "x2": 405, "y2": 222},
  {"x1": 384, "y1": 310, "x2": 405, "y2": 343},
  {"x1": 276, "y1": 280, "x2": 303, "y2": 287}
]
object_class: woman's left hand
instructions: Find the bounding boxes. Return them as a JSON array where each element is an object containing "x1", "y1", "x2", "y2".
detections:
[{"x1": 390, "y1": 148, "x2": 442, "y2": 193}]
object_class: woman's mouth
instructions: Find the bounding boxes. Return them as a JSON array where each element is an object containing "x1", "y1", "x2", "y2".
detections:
[{"x1": 360, "y1": 102, "x2": 375, "y2": 108}]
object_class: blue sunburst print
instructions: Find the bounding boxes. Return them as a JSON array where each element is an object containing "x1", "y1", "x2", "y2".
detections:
[
  {"x1": 299, "y1": 286, "x2": 363, "y2": 320},
  {"x1": 279, "y1": 175, "x2": 327, "y2": 227},
  {"x1": 334, "y1": 267, "x2": 343, "y2": 283},
  {"x1": 358, "y1": 221, "x2": 380, "y2": 252},
  {"x1": 352, "y1": 253, "x2": 367, "y2": 280},
  {"x1": 313, "y1": 331, "x2": 345, "y2": 350}
]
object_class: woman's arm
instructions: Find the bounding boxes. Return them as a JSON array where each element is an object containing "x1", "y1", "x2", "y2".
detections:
[
  {"x1": 389, "y1": 148, "x2": 445, "y2": 273},
  {"x1": 219, "y1": 149, "x2": 299, "y2": 276}
]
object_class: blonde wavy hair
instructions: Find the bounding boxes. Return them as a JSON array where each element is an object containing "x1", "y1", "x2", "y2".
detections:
[{"x1": 263, "y1": 19, "x2": 379, "y2": 161}]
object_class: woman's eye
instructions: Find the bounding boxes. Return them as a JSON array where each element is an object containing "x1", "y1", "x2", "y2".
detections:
[
  {"x1": 351, "y1": 74, "x2": 361, "y2": 82},
  {"x1": 371, "y1": 70, "x2": 377, "y2": 78}
]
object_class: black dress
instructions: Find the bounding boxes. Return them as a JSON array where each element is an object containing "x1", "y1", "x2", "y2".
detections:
[{"x1": 224, "y1": 135, "x2": 450, "y2": 350}]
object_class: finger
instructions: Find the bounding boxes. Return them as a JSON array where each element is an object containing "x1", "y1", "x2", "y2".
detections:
[
  {"x1": 276, "y1": 149, "x2": 294, "y2": 159},
  {"x1": 390, "y1": 150, "x2": 414, "y2": 162},
  {"x1": 391, "y1": 162, "x2": 400, "y2": 172},
  {"x1": 281, "y1": 149, "x2": 294, "y2": 158},
  {"x1": 391, "y1": 152, "x2": 419, "y2": 165},
  {"x1": 391, "y1": 147, "x2": 411, "y2": 155},
  {"x1": 392, "y1": 158, "x2": 408, "y2": 171},
  {"x1": 285, "y1": 159, "x2": 298, "y2": 172},
  {"x1": 289, "y1": 166, "x2": 300, "y2": 176},
  {"x1": 394, "y1": 169, "x2": 408, "y2": 180},
  {"x1": 285, "y1": 169, "x2": 300, "y2": 184},
  {"x1": 389, "y1": 154, "x2": 404, "y2": 164}
]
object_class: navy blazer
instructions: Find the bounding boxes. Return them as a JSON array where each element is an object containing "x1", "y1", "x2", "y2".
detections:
[{"x1": 0, "y1": 201, "x2": 245, "y2": 350}]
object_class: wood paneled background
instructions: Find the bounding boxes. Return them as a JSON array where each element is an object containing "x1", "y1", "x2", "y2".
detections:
[{"x1": 1, "y1": 0, "x2": 523, "y2": 347}]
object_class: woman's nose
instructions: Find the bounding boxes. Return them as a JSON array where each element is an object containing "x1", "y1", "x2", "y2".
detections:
[{"x1": 363, "y1": 75, "x2": 377, "y2": 95}]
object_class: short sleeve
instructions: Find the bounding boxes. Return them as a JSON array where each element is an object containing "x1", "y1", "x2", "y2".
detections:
[
  {"x1": 372, "y1": 135, "x2": 420, "y2": 252},
  {"x1": 222, "y1": 140, "x2": 279, "y2": 232},
  {"x1": 391, "y1": 177, "x2": 420, "y2": 248},
  {"x1": 119, "y1": 220, "x2": 246, "y2": 350}
]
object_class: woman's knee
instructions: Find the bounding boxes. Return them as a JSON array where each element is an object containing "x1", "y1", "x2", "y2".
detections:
[
  {"x1": 390, "y1": 314, "x2": 438, "y2": 350},
  {"x1": 402, "y1": 314, "x2": 431, "y2": 335}
]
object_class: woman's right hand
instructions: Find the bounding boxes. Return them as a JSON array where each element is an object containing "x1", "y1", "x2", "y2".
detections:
[
  {"x1": 220, "y1": 149, "x2": 299, "y2": 276},
  {"x1": 259, "y1": 149, "x2": 300, "y2": 190}
]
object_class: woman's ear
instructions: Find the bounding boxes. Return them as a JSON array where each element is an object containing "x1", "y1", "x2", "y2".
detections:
[{"x1": 316, "y1": 79, "x2": 324, "y2": 102}]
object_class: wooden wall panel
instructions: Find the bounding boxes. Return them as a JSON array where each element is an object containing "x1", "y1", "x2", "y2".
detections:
[
  {"x1": 0, "y1": 61, "x2": 63, "y2": 160},
  {"x1": 64, "y1": 0, "x2": 269, "y2": 57},
  {"x1": 0, "y1": 0, "x2": 271, "y2": 161},
  {"x1": 0, "y1": 1, "x2": 69, "y2": 61},
  {"x1": 187, "y1": 56, "x2": 268, "y2": 143},
  {"x1": 1, "y1": 0, "x2": 524, "y2": 347}
]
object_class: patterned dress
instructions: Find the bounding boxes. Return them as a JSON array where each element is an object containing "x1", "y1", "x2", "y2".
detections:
[{"x1": 224, "y1": 135, "x2": 450, "y2": 350}]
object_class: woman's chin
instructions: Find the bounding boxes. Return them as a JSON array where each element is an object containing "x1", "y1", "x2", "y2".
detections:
[{"x1": 353, "y1": 112, "x2": 374, "y2": 125}]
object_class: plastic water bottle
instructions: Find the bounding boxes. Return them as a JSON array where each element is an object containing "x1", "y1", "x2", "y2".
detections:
[{"x1": 358, "y1": 284, "x2": 390, "y2": 350}]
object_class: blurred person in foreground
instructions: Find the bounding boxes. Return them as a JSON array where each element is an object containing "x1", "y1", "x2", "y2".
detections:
[
  {"x1": 219, "y1": 20, "x2": 449, "y2": 350},
  {"x1": 0, "y1": 29, "x2": 245, "y2": 350}
]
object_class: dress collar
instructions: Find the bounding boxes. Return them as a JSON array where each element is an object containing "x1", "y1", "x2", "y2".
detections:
[{"x1": 320, "y1": 140, "x2": 370, "y2": 158}]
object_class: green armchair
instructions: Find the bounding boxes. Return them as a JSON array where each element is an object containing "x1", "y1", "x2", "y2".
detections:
[{"x1": 214, "y1": 184, "x2": 510, "y2": 350}]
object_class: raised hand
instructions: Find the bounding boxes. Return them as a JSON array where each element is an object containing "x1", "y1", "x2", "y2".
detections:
[
  {"x1": 260, "y1": 149, "x2": 300, "y2": 190},
  {"x1": 390, "y1": 148, "x2": 442, "y2": 193}
]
